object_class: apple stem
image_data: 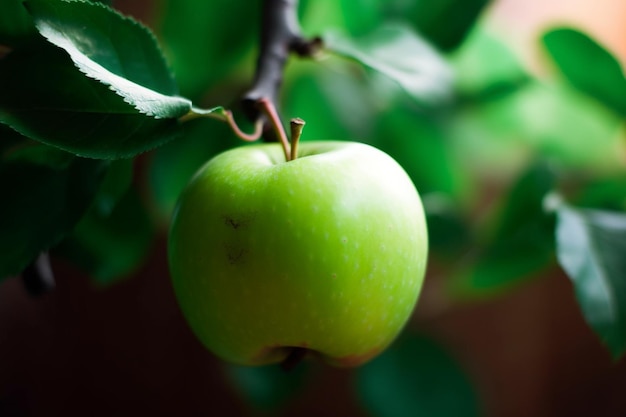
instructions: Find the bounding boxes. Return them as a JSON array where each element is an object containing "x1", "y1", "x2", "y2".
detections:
[
  {"x1": 290, "y1": 118, "x2": 305, "y2": 160},
  {"x1": 258, "y1": 98, "x2": 292, "y2": 162},
  {"x1": 281, "y1": 347, "x2": 308, "y2": 371}
]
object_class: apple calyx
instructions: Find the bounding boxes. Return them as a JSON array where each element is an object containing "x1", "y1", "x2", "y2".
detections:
[{"x1": 281, "y1": 347, "x2": 308, "y2": 371}]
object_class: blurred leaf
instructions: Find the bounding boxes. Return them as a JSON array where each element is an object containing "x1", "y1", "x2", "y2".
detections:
[
  {"x1": 158, "y1": 0, "x2": 258, "y2": 98},
  {"x1": 0, "y1": 146, "x2": 107, "y2": 280},
  {"x1": 55, "y1": 186, "x2": 154, "y2": 285},
  {"x1": 301, "y1": 0, "x2": 488, "y2": 50},
  {"x1": 456, "y1": 164, "x2": 556, "y2": 296},
  {"x1": 423, "y1": 194, "x2": 471, "y2": 259},
  {"x1": 356, "y1": 333, "x2": 480, "y2": 417},
  {"x1": 385, "y1": 0, "x2": 490, "y2": 51},
  {"x1": 0, "y1": 125, "x2": 27, "y2": 154},
  {"x1": 226, "y1": 362, "x2": 311, "y2": 413},
  {"x1": 543, "y1": 28, "x2": 626, "y2": 117},
  {"x1": 571, "y1": 175, "x2": 626, "y2": 212},
  {"x1": 0, "y1": 0, "x2": 37, "y2": 46},
  {"x1": 371, "y1": 106, "x2": 465, "y2": 198},
  {"x1": 299, "y1": 0, "x2": 382, "y2": 37},
  {"x1": 491, "y1": 164, "x2": 555, "y2": 241},
  {"x1": 92, "y1": 159, "x2": 133, "y2": 216},
  {"x1": 449, "y1": 82, "x2": 623, "y2": 178},
  {"x1": 451, "y1": 28, "x2": 529, "y2": 101},
  {"x1": 26, "y1": 0, "x2": 191, "y2": 119},
  {"x1": 149, "y1": 120, "x2": 240, "y2": 219},
  {"x1": 0, "y1": 40, "x2": 180, "y2": 159},
  {"x1": 325, "y1": 23, "x2": 454, "y2": 106},
  {"x1": 283, "y1": 60, "x2": 377, "y2": 142},
  {"x1": 555, "y1": 205, "x2": 626, "y2": 359}
]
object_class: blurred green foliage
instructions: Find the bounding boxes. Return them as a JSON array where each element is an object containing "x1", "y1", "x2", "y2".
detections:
[
  {"x1": 1, "y1": 0, "x2": 625, "y2": 415},
  {"x1": 225, "y1": 361, "x2": 313, "y2": 413},
  {"x1": 357, "y1": 333, "x2": 480, "y2": 417}
]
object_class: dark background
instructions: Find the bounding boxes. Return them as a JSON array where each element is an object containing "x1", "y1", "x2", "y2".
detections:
[{"x1": 2, "y1": 239, "x2": 626, "y2": 416}]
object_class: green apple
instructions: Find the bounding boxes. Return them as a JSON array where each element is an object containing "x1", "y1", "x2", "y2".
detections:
[{"x1": 168, "y1": 141, "x2": 428, "y2": 367}]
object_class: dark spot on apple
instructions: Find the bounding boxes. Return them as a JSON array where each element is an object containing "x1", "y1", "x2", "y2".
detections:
[
  {"x1": 222, "y1": 212, "x2": 257, "y2": 230},
  {"x1": 223, "y1": 216, "x2": 242, "y2": 229},
  {"x1": 225, "y1": 244, "x2": 247, "y2": 265}
]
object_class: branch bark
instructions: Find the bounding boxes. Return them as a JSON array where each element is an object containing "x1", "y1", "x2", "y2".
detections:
[{"x1": 241, "y1": 0, "x2": 321, "y2": 132}]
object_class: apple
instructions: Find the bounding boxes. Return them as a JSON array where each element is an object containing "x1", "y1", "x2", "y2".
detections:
[{"x1": 168, "y1": 141, "x2": 428, "y2": 367}]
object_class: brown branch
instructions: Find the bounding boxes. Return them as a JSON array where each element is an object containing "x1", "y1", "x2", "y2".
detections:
[{"x1": 241, "y1": 0, "x2": 322, "y2": 134}]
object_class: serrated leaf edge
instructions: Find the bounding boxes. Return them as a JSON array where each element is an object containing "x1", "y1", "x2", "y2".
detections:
[{"x1": 26, "y1": 0, "x2": 191, "y2": 119}]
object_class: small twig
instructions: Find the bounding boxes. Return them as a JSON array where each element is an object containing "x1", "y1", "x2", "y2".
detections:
[{"x1": 242, "y1": 0, "x2": 322, "y2": 127}]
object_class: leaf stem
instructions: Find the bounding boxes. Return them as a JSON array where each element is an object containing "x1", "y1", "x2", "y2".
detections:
[
  {"x1": 225, "y1": 111, "x2": 264, "y2": 142},
  {"x1": 179, "y1": 108, "x2": 263, "y2": 142},
  {"x1": 258, "y1": 98, "x2": 291, "y2": 161}
]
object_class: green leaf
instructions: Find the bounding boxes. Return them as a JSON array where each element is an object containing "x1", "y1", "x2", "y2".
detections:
[
  {"x1": 325, "y1": 23, "x2": 454, "y2": 106},
  {"x1": 299, "y1": 0, "x2": 383, "y2": 37},
  {"x1": 423, "y1": 194, "x2": 472, "y2": 260},
  {"x1": 225, "y1": 362, "x2": 311, "y2": 413},
  {"x1": 356, "y1": 333, "x2": 480, "y2": 417},
  {"x1": 283, "y1": 60, "x2": 377, "y2": 142},
  {"x1": 389, "y1": 0, "x2": 490, "y2": 51},
  {"x1": 556, "y1": 205, "x2": 626, "y2": 359},
  {"x1": 25, "y1": 0, "x2": 192, "y2": 119},
  {"x1": 542, "y1": 28, "x2": 626, "y2": 117},
  {"x1": 450, "y1": 27, "x2": 529, "y2": 100},
  {"x1": 571, "y1": 175, "x2": 626, "y2": 212},
  {"x1": 54, "y1": 186, "x2": 155, "y2": 285},
  {"x1": 455, "y1": 165, "x2": 556, "y2": 296},
  {"x1": 158, "y1": 0, "x2": 258, "y2": 98},
  {"x1": 449, "y1": 82, "x2": 623, "y2": 177},
  {"x1": 0, "y1": 0, "x2": 37, "y2": 46},
  {"x1": 492, "y1": 165, "x2": 555, "y2": 241},
  {"x1": 0, "y1": 146, "x2": 107, "y2": 280},
  {"x1": 92, "y1": 159, "x2": 133, "y2": 216},
  {"x1": 371, "y1": 107, "x2": 465, "y2": 197},
  {"x1": 0, "y1": 125, "x2": 28, "y2": 154},
  {"x1": 0, "y1": 40, "x2": 180, "y2": 159},
  {"x1": 301, "y1": 0, "x2": 489, "y2": 50},
  {"x1": 149, "y1": 120, "x2": 240, "y2": 219}
]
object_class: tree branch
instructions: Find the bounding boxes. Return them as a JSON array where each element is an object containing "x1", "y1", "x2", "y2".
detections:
[{"x1": 241, "y1": 0, "x2": 322, "y2": 131}]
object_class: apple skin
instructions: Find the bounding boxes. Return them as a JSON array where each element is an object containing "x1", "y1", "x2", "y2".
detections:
[{"x1": 168, "y1": 141, "x2": 428, "y2": 367}]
